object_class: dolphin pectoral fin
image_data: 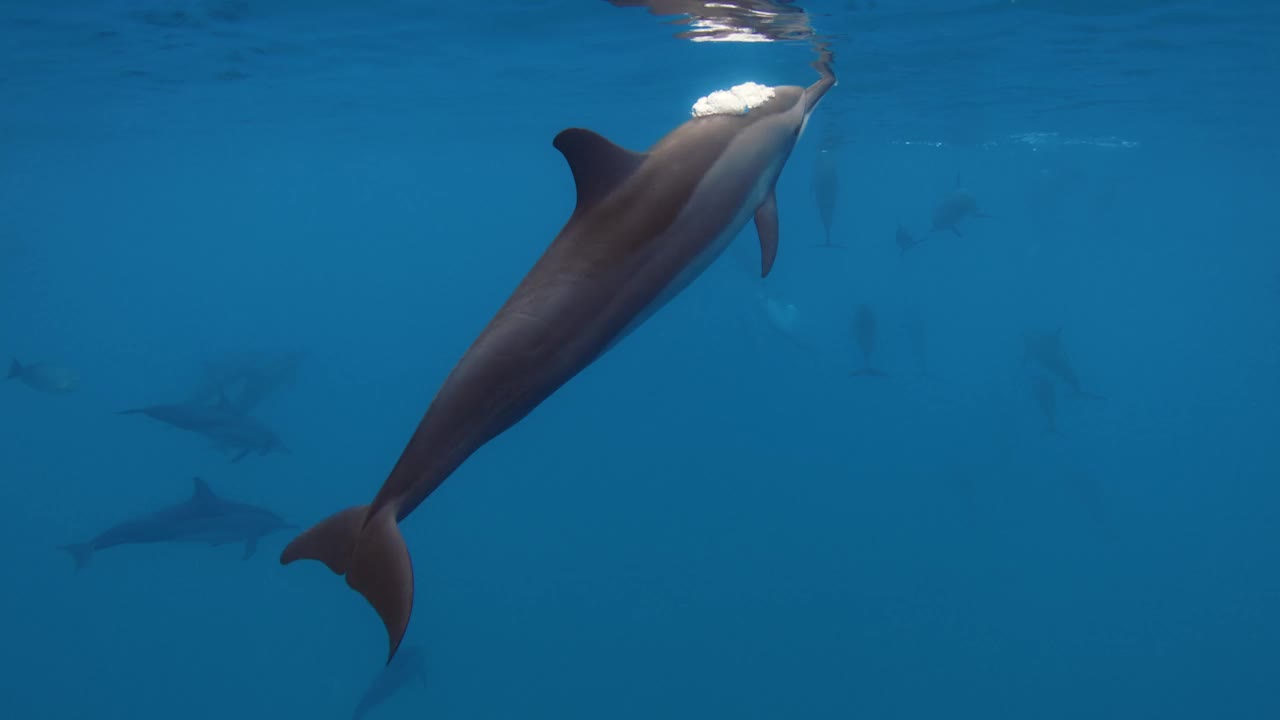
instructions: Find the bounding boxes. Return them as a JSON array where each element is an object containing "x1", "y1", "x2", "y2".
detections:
[
  {"x1": 230, "y1": 448, "x2": 252, "y2": 463},
  {"x1": 552, "y1": 128, "x2": 646, "y2": 217},
  {"x1": 755, "y1": 190, "x2": 780, "y2": 278},
  {"x1": 242, "y1": 537, "x2": 259, "y2": 560},
  {"x1": 281, "y1": 504, "x2": 414, "y2": 665},
  {"x1": 951, "y1": 226, "x2": 962, "y2": 238},
  {"x1": 60, "y1": 543, "x2": 93, "y2": 572}
]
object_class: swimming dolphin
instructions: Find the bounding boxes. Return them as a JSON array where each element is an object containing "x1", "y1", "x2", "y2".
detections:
[
  {"x1": 895, "y1": 221, "x2": 924, "y2": 255},
  {"x1": 119, "y1": 401, "x2": 288, "y2": 462},
  {"x1": 850, "y1": 303, "x2": 888, "y2": 377},
  {"x1": 929, "y1": 175, "x2": 990, "y2": 237},
  {"x1": 60, "y1": 477, "x2": 293, "y2": 570},
  {"x1": 812, "y1": 145, "x2": 841, "y2": 247},
  {"x1": 1022, "y1": 328, "x2": 1101, "y2": 399},
  {"x1": 352, "y1": 644, "x2": 428, "y2": 720},
  {"x1": 1031, "y1": 374, "x2": 1060, "y2": 435},
  {"x1": 7, "y1": 358, "x2": 79, "y2": 394},
  {"x1": 280, "y1": 54, "x2": 837, "y2": 663},
  {"x1": 187, "y1": 350, "x2": 306, "y2": 414}
]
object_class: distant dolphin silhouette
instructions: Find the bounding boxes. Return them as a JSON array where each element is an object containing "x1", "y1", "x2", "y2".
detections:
[
  {"x1": 281, "y1": 54, "x2": 837, "y2": 663},
  {"x1": 60, "y1": 477, "x2": 293, "y2": 570},
  {"x1": 850, "y1": 303, "x2": 888, "y2": 377},
  {"x1": 352, "y1": 644, "x2": 428, "y2": 719},
  {"x1": 7, "y1": 357, "x2": 79, "y2": 394},
  {"x1": 1023, "y1": 328, "x2": 1102, "y2": 399},
  {"x1": 929, "y1": 174, "x2": 991, "y2": 237},
  {"x1": 119, "y1": 401, "x2": 288, "y2": 461},
  {"x1": 812, "y1": 145, "x2": 842, "y2": 247}
]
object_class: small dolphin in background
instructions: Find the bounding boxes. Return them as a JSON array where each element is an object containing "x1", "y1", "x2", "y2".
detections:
[
  {"x1": 119, "y1": 400, "x2": 288, "y2": 462},
  {"x1": 60, "y1": 477, "x2": 293, "y2": 570},
  {"x1": 281, "y1": 55, "x2": 838, "y2": 663},
  {"x1": 850, "y1": 303, "x2": 888, "y2": 377},
  {"x1": 1031, "y1": 374, "x2": 1061, "y2": 435},
  {"x1": 757, "y1": 291, "x2": 815, "y2": 354},
  {"x1": 353, "y1": 644, "x2": 428, "y2": 719},
  {"x1": 812, "y1": 145, "x2": 842, "y2": 248},
  {"x1": 930, "y1": 175, "x2": 990, "y2": 237},
  {"x1": 7, "y1": 358, "x2": 79, "y2": 395},
  {"x1": 1023, "y1": 328, "x2": 1102, "y2": 399},
  {"x1": 186, "y1": 350, "x2": 305, "y2": 414},
  {"x1": 895, "y1": 221, "x2": 924, "y2": 255}
]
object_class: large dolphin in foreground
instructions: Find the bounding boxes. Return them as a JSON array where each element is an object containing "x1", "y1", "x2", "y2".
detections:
[
  {"x1": 281, "y1": 55, "x2": 837, "y2": 662},
  {"x1": 60, "y1": 477, "x2": 293, "y2": 570}
]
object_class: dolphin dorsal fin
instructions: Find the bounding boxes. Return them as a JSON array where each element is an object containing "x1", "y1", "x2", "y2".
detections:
[
  {"x1": 552, "y1": 128, "x2": 646, "y2": 216},
  {"x1": 192, "y1": 477, "x2": 217, "y2": 504}
]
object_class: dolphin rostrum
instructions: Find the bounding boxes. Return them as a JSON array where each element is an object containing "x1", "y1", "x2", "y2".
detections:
[
  {"x1": 281, "y1": 55, "x2": 837, "y2": 663},
  {"x1": 60, "y1": 477, "x2": 293, "y2": 570}
]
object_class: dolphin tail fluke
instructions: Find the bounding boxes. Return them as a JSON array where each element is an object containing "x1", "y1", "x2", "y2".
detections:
[
  {"x1": 60, "y1": 543, "x2": 93, "y2": 571},
  {"x1": 281, "y1": 504, "x2": 413, "y2": 665},
  {"x1": 7, "y1": 358, "x2": 20, "y2": 379}
]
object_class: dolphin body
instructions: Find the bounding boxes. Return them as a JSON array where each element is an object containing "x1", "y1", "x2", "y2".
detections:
[
  {"x1": 812, "y1": 146, "x2": 841, "y2": 247},
  {"x1": 7, "y1": 358, "x2": 79, "y2": 394},
  {"x1": 352, "y1": 644, "x2": 428, "y2": 720},
  {"x1": 850, "y1": 303, "x2": 888, "y2": 377},
  {"x1": 930, "y1": 176, "x2": 990, "y2": 237},
  {"x1": 1023, "y1": 328, "x2": 1101, "y2": 399},
  {"x1": 281, "y1": 57, "x2": 837, "y2": 663},
  {"x1": 60, "y1": 477, "x2": 293, "y2": 570},
  {"x1": 119, "y1": 402, "x2": 287, "y2": 462}
]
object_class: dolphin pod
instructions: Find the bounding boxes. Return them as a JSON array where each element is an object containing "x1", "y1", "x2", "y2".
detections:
[{"x1": 280, "y1": 55, "x2": 837, "y2": 663}]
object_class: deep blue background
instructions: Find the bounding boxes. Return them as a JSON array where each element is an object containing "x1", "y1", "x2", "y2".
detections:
[{"x1": 2, "y1": 1, "x2": 1278, "y2": 718}]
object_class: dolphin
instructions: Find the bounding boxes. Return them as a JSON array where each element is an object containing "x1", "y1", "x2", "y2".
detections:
[
  {"x1": 119, "y1": 401, "x2": 288, "y2": 462},
  {"x1": 895, "y1": 221, "x2": 924, "y2": 255},
  {"x1": 280, "y1": 55, "x2": 837, "y2": 663},
  {"x1": 7, "y1": 358, "x2": 79, "y2": 394},
  {"x1": 1031, "y1": 374, "x2": 1060, "y2": 435},
  {"x1": 1022, "y1": 328, "x2": 1101, "y2": 399},
  {"x1": 849, "y1": 303, "x2": 888, "y2": 377},
  {"x1": 352, "y1": 644, "x2": 428, "y2": 719},
  {"x1": 186, "y1": 350, "x2": 306, "y2": 414},
  {"x1": 929, "y1": 175, "x2": 990, "y2": 237},
  {"x1": 60, "y1": 477, "x2": 293, "y2": 570},
  {"x1": 812, "y1": 145, "x2": 841, "y2": 248}
]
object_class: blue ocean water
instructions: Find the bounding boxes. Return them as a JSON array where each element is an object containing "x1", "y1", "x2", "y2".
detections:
[{"x1": 2, "y1": 0, "x2": 1278, "y2": 718}]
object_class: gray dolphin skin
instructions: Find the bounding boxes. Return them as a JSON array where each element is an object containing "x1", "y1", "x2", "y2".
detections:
[
  {"x1": 352, "y1": 644, "x2": 428, "y2": 720},
  {"x1": 119, "y1": 402, "x2": 288, "y2": 461},
  {"x1": 281, "y1": 55, "x2": 837, "y2": 663},
  {"x1": 850, "y1": 303, "x2": 888, "y2": 377},
  {"x1": 60, "y1": 477, "x2": 293, "y2": 570},
  {"x1": 7, "y1": 357, "x2": 79, "y2": 394},
  {"x1": 1023, "y1": 328, "x2": 1101, "y2": 399},
  {"x1": 813, "y1": 146, "x2": 841, "y2": 247}
]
